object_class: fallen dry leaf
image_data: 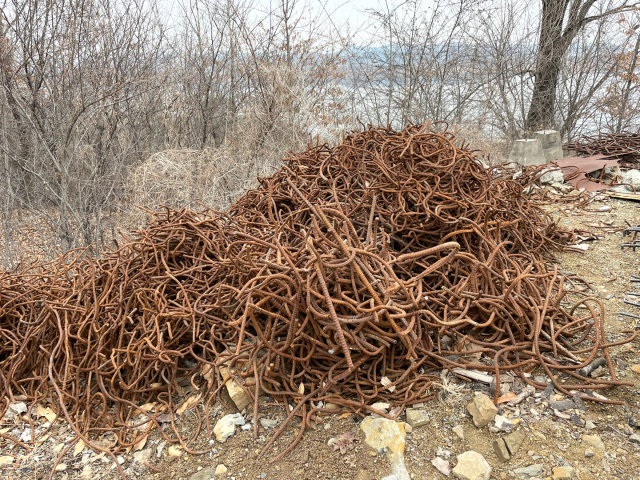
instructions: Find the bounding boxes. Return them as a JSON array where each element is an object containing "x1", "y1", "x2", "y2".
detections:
[
  {"x1": 93, "y1": 431, "x2": 118, "y2": 450},
  {"x1": 298, "y1": 383, "x2": 305, "y2": 395},
  {"x1": 134, "y1": 402, "x2": 157, "y2": 415},
  {"x1": 0, "y1": 456, "x2": 14, "y2": 466},
  {"x1": 496, "y1": 392, "x2": 516, "y2": 404},
  {"x1": 133, "y1": 434, "x2": 148, "y2": 452},
  {"x1": 53, "y1": 443, "x2": 65, "y2": 454},
  {"x1": 55, "y1": 464, "x2": 67, "y2": 471},
  {"x1": 331, "y1": 432, "x2": 356, "y2": 454},
  {"x1": 81, "y1": 464, "x2": 92, "y2": 479},
  {"x1": 176, "y1": 393, "x2": 202, "y2": 416},
  {"x1": 36, "y1": 405, "x2": 57, "y2": 423},
  {"x1": 631, "y1": 365, "x2": 640, "y2": 374},
  {"x1": 73, "y1": 439, "x2": 86, "y2": 456}
]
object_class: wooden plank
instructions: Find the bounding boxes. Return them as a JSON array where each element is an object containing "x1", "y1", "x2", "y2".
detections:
[{"x1": 452, "y1": 368, "x2": 494, "y2": 384}]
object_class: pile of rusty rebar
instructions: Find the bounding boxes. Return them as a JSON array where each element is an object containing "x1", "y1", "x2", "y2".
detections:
[
  {"x1": 0, "y1": 124, "x2": 635, "y2": 470},
  {"x1": 565, "y1": 132, "x2": 640, "y2": 167}
]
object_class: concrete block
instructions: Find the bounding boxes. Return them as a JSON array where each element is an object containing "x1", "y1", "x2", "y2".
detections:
[
  {"x1": 543, "y1": 145, "x2": 564, "y2": 161},
  {"x1": 533, "y1": 130, "x2": 561, "y2": 149},
  {"x1": 508, "y1": 139, "x2": 545, "y2": 166}
]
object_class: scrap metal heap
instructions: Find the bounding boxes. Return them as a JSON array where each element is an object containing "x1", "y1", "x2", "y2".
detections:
[
  {"x1": 564, "y1": 132, "x2": 640, "y2": 167},
  {"x1": 0, "y1": 124, "x2": 636, "y2": 464}
]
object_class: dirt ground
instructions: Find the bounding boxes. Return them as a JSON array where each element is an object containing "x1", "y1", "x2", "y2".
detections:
[{"x1": 2, "y1": 192, "x2": 640, "y2": 480}]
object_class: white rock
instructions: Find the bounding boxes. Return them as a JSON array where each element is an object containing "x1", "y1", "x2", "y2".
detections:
[
  {"x1": 20, "y1": 428, "x2": 32, "y2": 442},
  {"x1": 215, "y1": 464, "x2": 228, "y2": 475},
  {"x1": 214, "y1": 413, "x2": 245, "y2": 442},
  {"x1": 540, "y1": 168, "x2": 564, "y2": 185},
  {"x1": 259, "y1": 417, "x2": 278, "y2": 429},
  {"x1": 621, "y1": 169, "x2": 640, "y2": 191},
  {"x1": 452, "y1": 451, "x2": 491, "y2": 480}
]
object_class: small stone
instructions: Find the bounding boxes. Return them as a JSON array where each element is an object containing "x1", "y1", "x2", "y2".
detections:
[
  {"x1": 585, "y1": 448, "x2": 595, "y2": 457},
  {"x1": 132, "y1": 448, "x2": 153, "y2": 464},
  {"x1": 0, "y1": 456, "x2": 15, "y2": 466},
  {"x1": 431, "y1": 457, "x2": 451, "y2": 476},
  {"x1": 585, "y1": 420, "x2": 596, "y2": 430},
  {"x1": 493, "y1": 415, "x2": 516, "y2": 433},
  {"x1": 513, "y1": 464, "x2": 543, "y2": 478},
  {"x1": 156, "y1": 441, "x2": 166, "y2": 458},
  {"x1": 492, "y1": 438, "x2": 510, "y2": 462},
  {"x1": 466, "y1": 393, "x2": 498, "y2": 428},
  {"x1": 552, "y1": 466, "x2": 575, "y2": 479},
  {"x1": 571, "y1": 394, "x2": 586, "y2": 411},
  {"x1": 629, "y1": 434, "x2": 640, "y2": 444},
  {"x1": 405, "y1": 408, "x2": 430, "y2": 428},
  {"x1": 214, "y1": 413, "x2": 245, "y2": 442},
  {"x1": 549, "y1": 399, "x2": 576, "y2": 412},
  {"x1": 452, "y1": 451, "x2": 491, "y2": 480},
  {"x1": 570, "y1": 414, "x2": 584, "y2": 427},
  {"x1": 582, "y1": 434, "x2": 605, "y2": 451},
  {"x1": 533, "y1": 431, "x2": 547, "y2": 441},
  {"x1": 504, "y1": 429, "x2": 526, "y2": 455},
  {"x1": 452, "y1": 425, "x2": 464, "y2": 440},
  {"x1": 370, "y1": 402, "x2": 390, "y2": 414},
  {"x1": 189, "y1": 467, "x2": 216, "y2": 480},
  {"x1": 259, "y1": 418, "x2": 279, "y2": 429},
  {"x1": 220, "y1": 364, "x2": 255, "y2": 411},
  {"x1": 215, "y1": 464, "x2": 228, "y2": 476}
]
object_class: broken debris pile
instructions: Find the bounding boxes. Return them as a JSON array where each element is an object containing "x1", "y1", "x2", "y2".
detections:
[{"x1": 0, "y1": 124, "x2": 635, "y2": 458}]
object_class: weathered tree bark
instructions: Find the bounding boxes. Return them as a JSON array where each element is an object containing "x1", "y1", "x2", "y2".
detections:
[{"x1": 525, "y1": 0, "x2": 639, "y2": 134}]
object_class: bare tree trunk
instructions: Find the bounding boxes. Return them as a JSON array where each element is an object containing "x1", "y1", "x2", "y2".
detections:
[
  {"x1": 525, "y1": 0, "x2": 639, "y2": 134},
  {"x1": 525, "y1": 0, "x2": 568, "y2": 132}
]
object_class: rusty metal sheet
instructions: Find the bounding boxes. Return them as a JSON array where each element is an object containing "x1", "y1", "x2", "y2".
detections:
[{"x1": 551, "y1": 155, "x2": 620, "y2": 192}]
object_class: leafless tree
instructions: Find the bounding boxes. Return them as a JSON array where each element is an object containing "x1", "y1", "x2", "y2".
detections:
[{"x1": 525, "y1": 0, "x2": 640, "y2": 132}]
